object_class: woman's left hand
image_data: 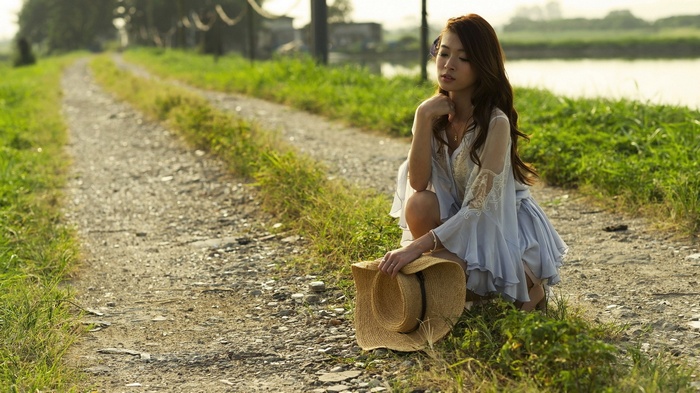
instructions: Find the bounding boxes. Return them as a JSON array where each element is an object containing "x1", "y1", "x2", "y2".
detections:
[{"x1": 378, "y1": 246, "x2": 424, "y2": 278}]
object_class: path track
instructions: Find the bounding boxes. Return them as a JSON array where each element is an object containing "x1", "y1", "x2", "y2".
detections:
[{"x1": 63, "y1": 57, "x2": 700, "y2": 392}]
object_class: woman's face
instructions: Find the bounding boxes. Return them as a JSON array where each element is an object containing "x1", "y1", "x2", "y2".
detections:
[{"x1": 435, "y1": 30, "x2": 477, "y2": 95}]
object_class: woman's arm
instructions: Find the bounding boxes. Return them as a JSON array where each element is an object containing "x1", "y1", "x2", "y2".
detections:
[{"x1": 408, "y1": 95, "x2": 454, "y2": 191}]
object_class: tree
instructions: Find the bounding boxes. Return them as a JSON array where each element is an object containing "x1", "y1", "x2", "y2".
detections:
[
  {"x1": 17, "y1": 0, "x2": 118, "y2": 53},
  {"x1": 13, "y1": 37, "x2": 36, "y2": 67},
  {"x1": 328, "y1": 0, "x2": 353, "y2": 24}
]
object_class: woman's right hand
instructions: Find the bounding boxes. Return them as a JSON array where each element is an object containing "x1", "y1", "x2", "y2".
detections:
[{"x1": 416, "y1": 94, "x2": 456, "y2": 123}]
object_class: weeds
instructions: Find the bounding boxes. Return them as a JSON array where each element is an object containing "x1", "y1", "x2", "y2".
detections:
[{"x1": 0, "y1": 57, "x2": 80, "y2": 390}]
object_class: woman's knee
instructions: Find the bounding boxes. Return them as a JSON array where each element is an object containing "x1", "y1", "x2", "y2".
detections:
[{"x1": 405, "y1": 191, "x2": 440, "y2": 225}]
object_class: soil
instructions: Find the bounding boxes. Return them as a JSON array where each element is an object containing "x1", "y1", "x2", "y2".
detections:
[{"x1": 62, "y1": 58, "x2": 700, "y2": 392}]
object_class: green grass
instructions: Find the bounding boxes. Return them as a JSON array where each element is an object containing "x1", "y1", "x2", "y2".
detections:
[
  {"x1": 499, "y1": 28, "x2": 700, "y2": 44},
  {"x1": 91, "y1": 54, "x2": 697, "y2": 392},
  {"x1": 0, "y1": 57, "x2": 81, "y2": 391},
  {"x1": 122, "y1": 48, "x2": 700, "y2": 235}
]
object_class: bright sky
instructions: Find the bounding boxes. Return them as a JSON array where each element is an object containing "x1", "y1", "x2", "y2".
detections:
[
  {"x1": 265, "y1": 0, "x2": 700, "y2": 29},
  {"x1": 2, "y1": 0, "x2": 700, "y2": 40}
]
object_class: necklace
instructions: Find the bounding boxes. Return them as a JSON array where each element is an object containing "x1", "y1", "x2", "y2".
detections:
[{"x1": 450, "y1": 116, "x2": 472, "y2": 142}]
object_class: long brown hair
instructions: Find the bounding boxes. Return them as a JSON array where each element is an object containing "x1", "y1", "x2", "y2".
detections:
[{"x1": 432, "y1": 14, "x2": 537, "y2": 185}]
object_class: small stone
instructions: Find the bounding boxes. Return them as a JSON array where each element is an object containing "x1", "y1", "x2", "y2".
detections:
[
  {"x1": 318, "y1": 370, "x2": 362, "y2": 382},
  {"x1": 326, "y1": 385, "x2": 350, "y2": 392},
  {"x1": 291, "y1": 293, "x2": 305, "y2": 303},
  {"x1": 305, "y1": 294, "x2": 321, "y2": 304},
  {"x1": 309, "y1": 281, "x2": 326, "y2": 292},
  {"x1": 84, "y1": 365, "x2": 111, "y2": 375},
  {"x1": 125, "y1": 382, "x2": 142, "y2": 387},
  {"x1": 328, "y1": 319, "x2": 343, "y2": 326},
  {"x1": 686, "y1": 253, "x2": 700, "y2": 261},
  {"x1": 281, "y1": 235, "x2": 300, "y2": 243}
]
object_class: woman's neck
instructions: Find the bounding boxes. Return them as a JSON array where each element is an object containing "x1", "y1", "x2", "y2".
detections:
[{"x1": 449, "y1": 92, "x2": 474, "y2": 122}]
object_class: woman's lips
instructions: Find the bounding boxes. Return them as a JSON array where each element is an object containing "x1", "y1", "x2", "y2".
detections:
[{"x1": 440, "y1": 74, "x2": 455, "y2": 82}]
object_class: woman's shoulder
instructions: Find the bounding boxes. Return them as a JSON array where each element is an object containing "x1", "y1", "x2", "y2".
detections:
[{"x1": 490, "y1": 107, "x2": 509, "y2": 122}]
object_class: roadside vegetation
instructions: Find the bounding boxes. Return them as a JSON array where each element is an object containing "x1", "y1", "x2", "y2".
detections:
[
  {"x1": 0, "y1": 57, "x2": 80, "y2": 390},
  {"x1": 91, "y1": 53, "x2": 697, "y2": 391},
  {"x1": 124, "y1": 49, "x2": 700, "y2": 235},
  {"x1": 3, "y1": 48, "x2": 695, "y2": 390}
]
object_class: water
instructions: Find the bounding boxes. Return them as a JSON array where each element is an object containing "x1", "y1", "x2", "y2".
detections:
[{"x1": 380, "y1": 58, "x2": 700, "y2": 110}]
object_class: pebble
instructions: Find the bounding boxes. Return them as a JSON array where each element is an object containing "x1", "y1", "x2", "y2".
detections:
[{"x1": 309, "y1": 281, "x2": 326, "y2": 292}]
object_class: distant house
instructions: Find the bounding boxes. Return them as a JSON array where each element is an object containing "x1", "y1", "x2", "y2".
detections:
[
  {"x1": 329, "y1": 22, "x2": 382, "y2": 51},
  {"x1": 261, "y1": 16, "x2": 297, "y2": 54}
]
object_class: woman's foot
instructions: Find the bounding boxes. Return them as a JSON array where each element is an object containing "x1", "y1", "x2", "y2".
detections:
[{"x1": 520, "y1": 282, "x2": 545, "y2": 312}]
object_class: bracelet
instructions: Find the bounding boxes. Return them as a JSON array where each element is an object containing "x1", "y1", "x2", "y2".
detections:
[{"x1": 429, "y1": 230, "x2": 438, "y2": 252}]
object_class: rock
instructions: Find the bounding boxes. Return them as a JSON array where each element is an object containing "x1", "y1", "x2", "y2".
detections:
[
  {"x1": 97, "y1": 348, "x2": 142, "y2": 356},
  {"x1": 318, "y1": 370, "x2": 362, "y2": 382},
  {"x1": 309, "y1": 281, "x2": 326, "y2": 292},
  {"x1": 326, "y1": 385, "x2": 350, "y2": 392},
  {"x1": 686, "y1": 253, "x2": 700, "y2": 261},
  {"x1": 305, "y1": 294, "x2": 321, "y2": 304},
  {"x1": 84, "y1": 365, "x2": 111, "y2": 375}
]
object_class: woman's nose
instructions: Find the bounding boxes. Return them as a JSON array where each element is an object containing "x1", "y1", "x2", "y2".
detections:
[{"x1": 443, "y1": 58, "x2": 455, "y2": 69}]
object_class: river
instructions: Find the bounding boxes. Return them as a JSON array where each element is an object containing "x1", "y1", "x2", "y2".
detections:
[{"x1": 380, "y1": 58, "x2": 700, "y2": 110}]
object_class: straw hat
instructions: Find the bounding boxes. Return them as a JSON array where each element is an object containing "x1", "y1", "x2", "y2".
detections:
[{"x1": 352, "y1": 255, "x2": 466, "y2": 352}]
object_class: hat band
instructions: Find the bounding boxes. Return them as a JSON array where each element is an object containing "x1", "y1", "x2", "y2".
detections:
[{"x1": 400, "y1": 271, "x2": 426, "y2": 334}]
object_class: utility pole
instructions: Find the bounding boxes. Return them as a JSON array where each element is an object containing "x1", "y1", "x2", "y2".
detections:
[
  {"x1": 420, "y1": 0, "x2": 428, "y2": 81},
  {"x1": 247, "y1": 0, "x2": 256, "y2": 60},
  {"x1": 310, "y1": 0, "x2": 328, "y2": 64}
]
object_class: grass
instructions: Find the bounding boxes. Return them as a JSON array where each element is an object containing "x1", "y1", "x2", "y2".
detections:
[
  {"x1": 499, "y1": 28, "x2": 700, "y2": 44},
  {"x1": 0, "y1": 57, "x2": 81, "y2": 391},
  {"x1": 122, "y1": 48, "x2": 700, "y2": 235},
  {"x1": 90, "y1": 53, "x2": 697, "y2": 391}
]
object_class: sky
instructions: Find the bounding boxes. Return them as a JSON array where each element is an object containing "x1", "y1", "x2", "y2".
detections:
[{"x1": 2, "y1": 0, "x2": 700, "y2": 40}]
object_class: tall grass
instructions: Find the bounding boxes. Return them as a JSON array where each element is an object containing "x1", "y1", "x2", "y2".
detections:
[
  {"x1": 0, "y1": 58, "x2": 80, "y2": 391},
  {"x1": 123, "y1": 49, "x2": 700, "y2": 234},
  {"x1": 91, "y1": 54, "x2": 696, "y2": 391}
]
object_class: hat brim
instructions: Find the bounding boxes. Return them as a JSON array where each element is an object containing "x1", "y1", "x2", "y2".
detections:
[{"x1": 352, "y1": 254, "x2": 466, "y2": 352}]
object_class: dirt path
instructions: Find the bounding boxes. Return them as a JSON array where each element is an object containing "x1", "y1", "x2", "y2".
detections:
[
  {"x1": 62, "y1": 57, "x2": 700, "y2": 392},
  {"x1": 62, "y1": 59, "x2": 385, "y2": 392}
]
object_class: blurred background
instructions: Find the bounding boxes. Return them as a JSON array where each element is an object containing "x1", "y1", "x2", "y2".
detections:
[{"x1": 1, "y1": 0, "x2": 698, "y2": 109}]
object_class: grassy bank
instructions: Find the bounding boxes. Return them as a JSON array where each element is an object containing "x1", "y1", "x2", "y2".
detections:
[
  {"x1": 0, "y1": 58, "x2": 80, "y2": 390},
  {"x1": 122, "y1": 49, "x2": 700, "y2": 235},
  {"x1": 499, "y1": 29, "x2": 700, "y2": 59},
  {"x1": 91, "y1": 54, "x2": 696, "y2": 391}
]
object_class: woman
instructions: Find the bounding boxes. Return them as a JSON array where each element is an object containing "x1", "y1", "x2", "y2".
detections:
[{"x1": 378, "y1": 14, "x2": 567, "y2": 310}]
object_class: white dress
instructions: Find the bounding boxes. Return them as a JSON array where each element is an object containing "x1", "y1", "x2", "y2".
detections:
[{"x1": 390, "y1": 108, "x2": 567, "y2": 302}]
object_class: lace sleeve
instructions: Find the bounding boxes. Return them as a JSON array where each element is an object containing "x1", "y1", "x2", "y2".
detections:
[{"x1": 463, "y1": 116, "x2": 511, "y2": 214}]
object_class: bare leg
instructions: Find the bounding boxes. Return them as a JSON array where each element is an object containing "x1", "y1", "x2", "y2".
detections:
[
  {"x1": 405, "y1": 190, "x2": 441, "y2": 239},
  {"x1": 520, "y1": 269, "x2": 546, "y2": 312}
]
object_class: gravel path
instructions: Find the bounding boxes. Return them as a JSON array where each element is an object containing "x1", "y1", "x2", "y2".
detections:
[{"x1": 63, "y1": 56, "x2": 700, "y2": 392}]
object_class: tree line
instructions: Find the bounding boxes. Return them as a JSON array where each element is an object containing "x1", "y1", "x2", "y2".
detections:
[
  {"x1": 504, "y1": 10, "x2": 700, "y2": 32},
  {"x1": 16, "y1": 0, "x2": 266, "y2": 55},
  {"x1": 15, "y1": 0, "x2": 353, "y2": 56}
]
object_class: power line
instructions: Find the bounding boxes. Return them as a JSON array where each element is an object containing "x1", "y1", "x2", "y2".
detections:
[
  {"x1": 191, "y1": 11, "x2": 217, "y2": 31},
  {"x1": 215, "y1": 4, "x2": 248, "y2": 26}
]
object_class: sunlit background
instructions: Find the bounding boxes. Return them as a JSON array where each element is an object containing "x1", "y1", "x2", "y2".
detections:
[
  {"x1": 3, "y1": 0, "x2": 700, "y2": 39},
  {"x1": 1, "y1": 0, "x2": 699, "y2": 109}
]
